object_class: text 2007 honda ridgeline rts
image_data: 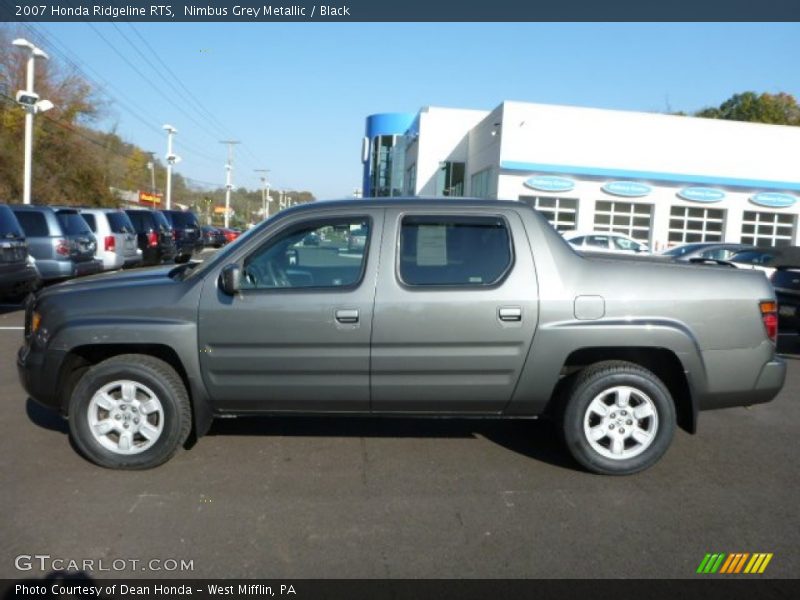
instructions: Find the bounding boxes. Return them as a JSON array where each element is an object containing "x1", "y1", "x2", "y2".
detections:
[{"x1": 18, "y1": 199, "x2": 786, "y2": 474}]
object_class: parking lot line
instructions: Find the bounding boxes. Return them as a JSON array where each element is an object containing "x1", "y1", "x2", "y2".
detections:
[{"x1": 0, "y1": 327, "x2": 23, "y2": 330}]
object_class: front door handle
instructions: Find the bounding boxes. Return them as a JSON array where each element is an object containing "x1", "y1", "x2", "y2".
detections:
[
  {"x1": 498, "y1": 307, "x2": 522, "y2": 322},
  {"x1": 336, "y1": 309, "x2": 359, "y2": 324}
]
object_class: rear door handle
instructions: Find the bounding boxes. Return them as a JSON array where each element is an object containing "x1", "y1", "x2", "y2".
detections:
[
  {"x1": 336, "y1": 309, "x2": 359, "y2": 324},
  {"x1": 498, "y1": 307, "x2": 522, "y2": 322}
]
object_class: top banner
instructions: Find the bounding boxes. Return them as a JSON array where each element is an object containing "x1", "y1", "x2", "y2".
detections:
[{"x1": 2, "y1": 0, "x2": 800, "y2": 22}]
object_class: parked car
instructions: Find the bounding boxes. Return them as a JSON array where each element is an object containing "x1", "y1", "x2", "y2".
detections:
[
  {"x1": 201, "y1": 225, "x2": 226, "y2": 248},
  {"x1": 10, "y1": 205, "x2": 102, "y2": 282},
  {"x1": 159, "y1": 210, "x2": 203, "y2": 263},
  {"x1": 79, "y1": 208, "x2": 142, "y2": 271},
  {"x1": 220, "y1": 228, "x2": 241, "y2": 244},
  {"x1": 729, "y1": 246, "x2": 800, "y2": 334},
  {"x1": 124, "y1": 209, "x2": 177, "y2": 267},
  {"x1": 18, "y1": 199, "x2": 784, "y2": 474},
  {"x1": 563, "y1": 230, "x2": 649, "y2": 254},
  {"x1": 347, "y1": 226, "x2": 367, "y2": 252},
  {"x1": 0, "y1": 204, "x2": 40, "y2": 301},
  {"x1": 662, "y1": 242, "x2": 756, "y2": 262}
]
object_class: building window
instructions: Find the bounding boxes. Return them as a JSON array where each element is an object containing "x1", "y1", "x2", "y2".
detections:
[
  {"x1": 667, "y1": 206, "x2": 725, "y2": 245},
  {"x1": 741, "y1": 211, "x2": 796, "y2": 247},
  {"x1": 519, "y1": 195, "x2": 578, "y2": 232},
  {"x1": 593, "y1": 201, "x2": 653, "y2": 244},
  {"x1": 436, "y1": 161, "x2": 465, "y2": 197},
  {"x1": 405, "y1": 163, "x2": 417, "y2": 196},
  {"x1": 470, "y1": 168, "x2": 492, "y2": 198},
  {"x1": 398, "y1": 215, "x2": 512, "y2": 286},
  {"x1": 370, "y1": 135, "x2": 403, "y2": 197}
]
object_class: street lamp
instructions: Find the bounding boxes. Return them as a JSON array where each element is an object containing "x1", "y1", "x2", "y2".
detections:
[
  {"x1": 12, "y1": 38, "x2": 53, "y2": 205},
  {"x1": 163, "y1": 125, "x2": 180, "y2": 210},
  {"x1": 254, "y1": 169, "x2": 271, "y2": 219}
]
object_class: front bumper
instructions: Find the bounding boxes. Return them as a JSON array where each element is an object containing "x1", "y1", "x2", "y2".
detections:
[
  {"x1": 17, "y1": 343, "x2": 65, "y2": 412},
  {"x1": 0, "y1": 265, "x2": 40, "y2": 297}
]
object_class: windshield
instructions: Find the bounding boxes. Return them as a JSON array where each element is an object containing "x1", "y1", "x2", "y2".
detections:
[{"x1": 57, "y1": 211, "x2": 92, "y2": 235}]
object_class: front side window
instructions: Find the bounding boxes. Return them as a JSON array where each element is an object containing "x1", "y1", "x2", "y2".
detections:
[
  {"x1": 399, "y1": 215, "x2": 512, "y2": 286},
  {"x1": 585, "y1": 235, "x2": 611, "y2": 249},
  {"x1": 612, "y1": 236, "x2": 643, "y2": 252},
  {"x1": 241, "y1": 218, "x2": 370, "y2": 290}
]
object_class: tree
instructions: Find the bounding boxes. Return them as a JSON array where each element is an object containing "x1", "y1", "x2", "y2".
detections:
[{"x1": 694, "y1": 91, "x2": 800, "y2": 126}]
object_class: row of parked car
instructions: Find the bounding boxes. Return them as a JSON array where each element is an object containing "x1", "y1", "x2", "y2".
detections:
[{"x1": 0, "y1": 203, "x2": 209, "y2": 302}]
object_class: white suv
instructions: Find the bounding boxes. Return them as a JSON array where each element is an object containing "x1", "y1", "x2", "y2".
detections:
[
  {"x1": 563, "y1": 230, "x2": 650, "y2": 255},
  {"x1": 79, "y1": 208, "x2": 142, "y2": 271}
]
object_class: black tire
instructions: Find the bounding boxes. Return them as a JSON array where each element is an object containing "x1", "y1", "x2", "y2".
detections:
[
  {"x1": 561, "y1": 361, "x2": 676, "y2": 475},
  {"x1": 68, "y1": 354, "x2": 191, "y2": 469}
]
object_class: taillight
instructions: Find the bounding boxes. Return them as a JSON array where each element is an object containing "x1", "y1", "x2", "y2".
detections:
[
  {"x1": 104, "y1": 235, "x2": 115, "y2": 252},
  {"x1": 147, "y1": 231, "x2": 158, "y2": 247},
  {"x1": 760, "y1": 300, "x2": 778, "y2": 344},
  {"x1": 55, "y1": 239, "x2": 69, "y2": 256}
]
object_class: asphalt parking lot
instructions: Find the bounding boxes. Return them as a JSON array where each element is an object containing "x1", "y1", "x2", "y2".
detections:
[{"x1": 0, "y1": 301, "x2": 797, "y2": 579}]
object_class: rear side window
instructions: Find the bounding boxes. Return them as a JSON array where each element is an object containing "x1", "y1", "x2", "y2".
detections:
[
  {"x1": 82, "y1": 214, "x2": 97, "y2": 232},
  {"x1": 399, "y1": 215, "x2": 512, "y2": 286},
  {"x1": 585, "y1": 235, "x2": 610, "y2": 249},
  {"x1": 107, "y1": 211, "x2": 134, "y2": 233},
  {"x1": 0, "y1": 206, "x2": 24, "y2": 238},
  {"x1": 57, "y1": 211, "x2": 92, "y2": 235},
  {"x1": 13, "y1": 211, "x2": 49, "y2": 237}
]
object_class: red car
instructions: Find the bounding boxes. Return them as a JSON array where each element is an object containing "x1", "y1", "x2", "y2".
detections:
[{"x1": 220, "y1": 228, "x2": 241, "y2": 244}]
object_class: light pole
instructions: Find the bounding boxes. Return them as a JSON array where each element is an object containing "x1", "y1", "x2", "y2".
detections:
[
  {"x1": 254, "y1": 169, "x2": 271, "y2": 219},
  {"x1": 220, "y1": 140, "x2": 240, "y2": 228},
  {"x1": 163, "y1": 125, "x2": 179, "y2": 210},
  {"x1": 12, "y1": 38, "x2": 52, "y2": 205},
  {"x1": 146, "y1": 152, "x2": 156, "y2": 194}
]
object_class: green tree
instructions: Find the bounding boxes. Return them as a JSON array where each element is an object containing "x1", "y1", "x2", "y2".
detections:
[{"x1": 694, "y1": 91, "x2": 800, "y2": 126}]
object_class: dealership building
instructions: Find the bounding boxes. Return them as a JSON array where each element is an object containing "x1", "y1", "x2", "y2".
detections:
[{"x1": 361, "y1": 102, "x2": 800, "y2": 249}]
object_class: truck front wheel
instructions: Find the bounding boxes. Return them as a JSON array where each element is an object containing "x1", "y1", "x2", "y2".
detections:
[
  {"x1": 562, "y1": 361, "x2": 676, "y2": 475},
  {"x1": 68, "y1": 354, "x2": 192, "y2": 469}
]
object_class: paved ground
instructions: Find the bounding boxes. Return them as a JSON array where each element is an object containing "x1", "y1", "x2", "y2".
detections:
[{"x1": 0, "y1": 303, "x2": 797, "y2": 579}]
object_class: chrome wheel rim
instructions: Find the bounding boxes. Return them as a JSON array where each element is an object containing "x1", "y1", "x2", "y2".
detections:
[
  {"x1": 582, "y1": 385, "x2": 659, "y2": 460},
  {"x1": 86, "y1": 380, "x2": 164, "y2": 455}
]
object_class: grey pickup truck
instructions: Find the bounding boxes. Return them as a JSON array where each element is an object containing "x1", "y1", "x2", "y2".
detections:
[{"x1": 17, "y1": 199, "x2": 786, "y2": 474}]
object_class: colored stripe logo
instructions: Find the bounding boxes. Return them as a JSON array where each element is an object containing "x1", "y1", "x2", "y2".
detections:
[{"x1": 697, "y1": 553, "x2": 773, "y2": 574}]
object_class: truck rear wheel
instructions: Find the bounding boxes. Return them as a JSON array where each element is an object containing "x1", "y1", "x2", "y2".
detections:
[
  {"x1": 561, "y1": 361, "x2": 676, "y2": 475},
  {"x1": 68, "y1": 354, "x2": 191, "y2": 469}
]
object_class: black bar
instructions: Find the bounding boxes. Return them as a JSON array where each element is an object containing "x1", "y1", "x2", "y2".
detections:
[
  {"x1": 2, "y1": 578, "x2": 798, "y2": 600},
  {"x1": 1, "y1": 0, "x2": 800, "y2": 22}
]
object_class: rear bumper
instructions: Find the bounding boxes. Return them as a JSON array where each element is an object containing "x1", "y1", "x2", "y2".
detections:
[
  {"x1": 0, "y1": 265, "x2": 40, "y2": 297},
  {"x1": 697, "y1": 357, "x2": 787, "y2": 411}
]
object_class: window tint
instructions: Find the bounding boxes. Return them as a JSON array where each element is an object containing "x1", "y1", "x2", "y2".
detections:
[
  {"x1": 152, "y1": 211, "x2": 172, "y2": 231},
  {"x1": 163, "y1": 211, "x2": 199, "y2": 228},
  {"x1": 399, "y1": 215, "x2": 511, "y2": 286},
  {"x1": 0, "y1": 206, "x2": 24, "y2": 238},
  {"x1": 82, "y1": 213, "x2": 97, "y2": 232},
  {"x1": 107, "y1": 211, "x2": 134, "y2": 233},
  {"x1": 242, "y1": 218, "x2": 370, "y2": 290},
  {"x1": 585, "y1": 235, "x2": 610, "y2": 248},
  {"x1": 13, "y1": 211, "x2": 49, "y2": 237},
  {"x1": 57, "y1": 211, "x2": 92, "y2": 235}
]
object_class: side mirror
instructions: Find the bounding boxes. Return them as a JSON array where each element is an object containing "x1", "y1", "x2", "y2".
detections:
[{"x1": 219, "y1": 264, "x2": 241, "y2": 295}]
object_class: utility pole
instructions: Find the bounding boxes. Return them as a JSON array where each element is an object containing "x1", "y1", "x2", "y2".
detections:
[
  {"x1": 220, "y1": 140, "x2": 240, "y2": 228},
  {"x1": 163, "y1": 125, "x2": 179, "y2": 210},
  {"x1": 254, "y1": 169, "x2": 270, "y2": 219},
  {"x1": 12, "y1": 38, "x2": 52, "y2": 205}
]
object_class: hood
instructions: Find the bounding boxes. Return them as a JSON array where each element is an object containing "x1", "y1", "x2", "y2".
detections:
[{"x1": 37, "y1": 265, "x2": 180, "y2": 299}]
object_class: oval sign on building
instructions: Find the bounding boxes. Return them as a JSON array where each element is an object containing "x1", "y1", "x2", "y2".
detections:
[
  {"x1": 524, "y1": 175, "x2": 575, "y2": 193},
  {"x1": 601, "y1": 181, "x2": 652, "y2": 197},
  {"x1": 751, "y1": 192, "x2": 796, "y2": 209},
  {"x1": 677, "y1": 187, "x2": 725, "y2": 203}
]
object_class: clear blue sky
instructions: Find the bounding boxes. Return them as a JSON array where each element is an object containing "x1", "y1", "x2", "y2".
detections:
[{"x1": 28, "y1": 22, "x2": 800, "y2": 198}]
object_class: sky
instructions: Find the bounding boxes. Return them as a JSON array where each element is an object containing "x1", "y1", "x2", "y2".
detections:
[{"x1": 18, "y1": 22, "x2": 800, "y2": 198}]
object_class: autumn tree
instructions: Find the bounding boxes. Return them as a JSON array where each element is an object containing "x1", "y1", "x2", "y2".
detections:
[{"x1": 695, "y1": 92, "x2": 800, "y2": 126}]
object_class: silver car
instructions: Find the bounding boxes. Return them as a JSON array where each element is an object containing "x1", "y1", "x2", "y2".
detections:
[{"x1": 79, "y1": 208, "x2": 142, "y2": 271}]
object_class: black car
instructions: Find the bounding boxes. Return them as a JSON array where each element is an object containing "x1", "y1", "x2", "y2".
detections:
[
  {"x1": 124, "y1": 209, "x2": 177, "y2": 267},
  {"x1": 0, "y1": 204, "x2": 40, "y2": 302},
  {"x1": 159, "y1": 210, "x2": 203, "y2": 263},
  {"x1": 662, "y1": 242, "x2": 756, "y2": 263},
  {"x1": 201, "y1": 225, "x2": 226, "y2": 248},
  {"x1": 730, "y1": 246, "x2": 800, "y2": 333}
]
